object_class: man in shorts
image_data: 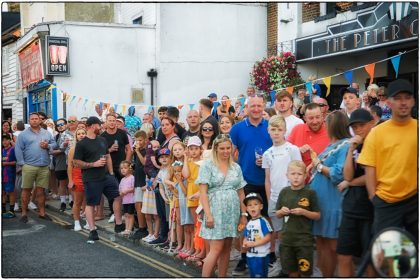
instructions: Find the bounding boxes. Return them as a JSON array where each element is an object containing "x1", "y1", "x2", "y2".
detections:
[
  {"x1": 14, "y1": 112, "x2": 57, "y2": 223},
  {"x1": 73, "y1": 116, "x2": 124, "y2": 242}
]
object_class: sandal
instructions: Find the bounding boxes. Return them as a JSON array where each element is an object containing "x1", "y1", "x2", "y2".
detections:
[{"x1": 186, "y1": 255, "x2": 203, "y2": 262}]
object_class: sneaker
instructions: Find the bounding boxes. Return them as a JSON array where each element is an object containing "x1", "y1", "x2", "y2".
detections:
[
  {"x1": 88, "y1": 230, "x2": 99, "y2": 243},
  {"x1": 84, "y1": 223, "x2": 91, "y2": 230},
  {"x1": 14, "y1": 204, "x2": 19, "y2": 212},
  {"x1": 108, "y1": 214, "x2": 115, "y2": 223},
  {"x1": 74, "y1": 223, "x2": 82, "y2": 231},
  {"x1": 158, "y1": 240, "x2": 171, "y2": 249},
  {"x1": 20, "y1": 215, "x2": 28, "y2": 223},
  {"x1": 311, "y1": 266, "x2": 323, "y2": 277},
  {"x1": 148, "y1": 236, "x2": 166, "y2": 245},
  {"x1": 142, "y1": 234, "x2": 153, "y2": 242},
  {"x1": 230, "y1": 248, "x2": 242, "y2": 261},
  {"x1": 132, "y1": 228, "x2": 148, "y2": 240},
  {"x1": 114, "y1": 223, "x2": 125, "y2": 233},
  {"x1": 147, "y1": 235, "x2": 157, "y2": 243},
  {"x1": 28, "y1": 202, "x2": 37, "y2": 210},
  {"x1": 69, "y1": 201, "x2": 74, "y2": 208},
  {"x1": 2, "y1": 211, "x2": 16, "y2": 219},
  {"x1": 268, "y1": 259, "x2": 282, "y2": 277},
  {"x1": 232, "y1": 259, "x2": 247, "y2": 276},
  {"x1": 60, "y1": 202, "x2": 66, "y2": 212}
]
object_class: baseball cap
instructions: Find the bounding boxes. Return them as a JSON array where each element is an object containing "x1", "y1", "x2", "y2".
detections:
[
  {"x1": 86, "y1": 116, "x2": 102, "y2": 126},
  {"x1": 387, "y1": 79, "x2": 414, "y2": 98},
  {"x1": 208, "y1": 93, "x2": 217, "y2": 98},
  {"x1": 348, "y1": 108, "x2": 374, "y2": 126},
  {"x1": 244, "y1": 192, "x2": 264, "y2": 205},
  {"x1": 187, "y1": 136, "x2": 202, "y2": 147},
  {"x1": 157, "y1": 148, "x2": 171, "y2": 158},
  {"x1": 340, "y1": 87, "x2": 358, "y2": 97}
]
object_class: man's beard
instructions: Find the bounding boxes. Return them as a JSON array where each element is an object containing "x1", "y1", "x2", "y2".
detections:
[{"x1": 94, "y1": 127, "x2": 101, "y2": 135}]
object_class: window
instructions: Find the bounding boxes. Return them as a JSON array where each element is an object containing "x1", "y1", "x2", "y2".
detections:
[
  {"x1": 29, "y1": 89, "x2": 52, "y2": 118},
  {"x1": 2, "y1": 46, "x2": 10, "y2": 75},
  {"x1": 132, "y1": 16, "x2": 143, "y2": 25}
]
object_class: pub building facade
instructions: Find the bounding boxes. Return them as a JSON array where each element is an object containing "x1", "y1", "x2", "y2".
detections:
[{"x1": 269, "y1": 2, "x2": 418, "y2": 110}]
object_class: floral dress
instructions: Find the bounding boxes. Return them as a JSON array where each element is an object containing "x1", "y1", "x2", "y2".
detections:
[{"x1": 195, "y1": 159, "x2": 247, "y2": 240}]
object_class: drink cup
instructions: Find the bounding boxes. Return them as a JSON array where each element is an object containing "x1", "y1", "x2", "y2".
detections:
[
  {"x1": 58, "y1": 46, "x2": 68, "y2": 64},
  {"x1": 49, "y1": 45, "x2": 59, "y2": 64},
  {"x1": 114, "y1": 140, "x2": 118, "y2": 151},
  {"x1": 254, "y1": 147, "x2": 263, "y2": 160}
]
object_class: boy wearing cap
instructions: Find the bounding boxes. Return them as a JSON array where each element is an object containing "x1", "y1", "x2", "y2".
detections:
[
  {"x1": 358, "y1": 79, "x2": 418, "y2": 240},
  {"x1": 243, "y1": 192, "x2": 273, "y2": 278},
  {"x1": 341, "y1": 87, "x2": 360, "y2": 118},
  {"x1": 337, "y1": 108, "x2": 376, "y2": 277},
  {"x1": 275, "y1": 160, "x2": 320, "y2": 277}
]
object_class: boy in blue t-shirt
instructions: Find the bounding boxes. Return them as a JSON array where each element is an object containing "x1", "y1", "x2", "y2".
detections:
[
  {"x1": 2, "y1": 133, "x2": 17, "y2": 218},
  {"x1": 243, "y1": 193, "x2": 273, "y2": 277}
]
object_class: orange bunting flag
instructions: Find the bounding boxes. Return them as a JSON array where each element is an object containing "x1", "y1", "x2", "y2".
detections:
[
  {"x1": 286, "y1": 86, "x2": 294, "y2": 95},
  {"x1": 77, "y1": 97, "x2": 83, "y2": 104},
  {"x1": 323, "y1": 76, "x2": 332, "y2": 97},
  {"x1": 62, "y1": 93, "x2": 67, "y2": 101},
  {"x1": 121, "y1": 105, "x2": 127, "y2": 114},
  {"x1": 364, "y1": 63, "x2": 375, "y2": 85},
  {"x1": 177, "y1": 105, "x2": 184, "y2": 110}
]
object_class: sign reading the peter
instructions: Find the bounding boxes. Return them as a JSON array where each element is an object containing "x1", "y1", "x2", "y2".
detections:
[
  {"x1": 296, "y1": 3, "x2": 418, "y2": 61},
  {"x1": 46, "y1": 36, "x2": 70, "y2": 75},
  {"x1": 18, "y1": 40, "x2": 44, "y2": 88}
]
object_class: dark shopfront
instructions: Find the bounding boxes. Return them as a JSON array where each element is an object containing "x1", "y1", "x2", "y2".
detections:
[{"x1": 295, "y1": 2, "x2": 418, "y2": 111}]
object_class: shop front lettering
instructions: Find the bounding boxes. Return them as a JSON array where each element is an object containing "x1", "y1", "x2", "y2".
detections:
[{"x1": 50, "y1": 64, "x2": 67, "y2": 72}]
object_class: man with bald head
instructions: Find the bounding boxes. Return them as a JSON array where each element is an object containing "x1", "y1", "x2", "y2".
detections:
[{"x1": 183, "y1": 110, "x2": 200, "y2": 144}]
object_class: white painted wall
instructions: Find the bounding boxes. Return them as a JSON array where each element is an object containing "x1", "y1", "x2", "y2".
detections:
[
  {"x1": 48, "y1": 22, "x2": 156, "y2": 118},
  {"x1": 2, "y1": 42, "x2": 24, "y2": 122},
  {"x1": 157, "y1": 3, "x2": 267, "y2": 112}
]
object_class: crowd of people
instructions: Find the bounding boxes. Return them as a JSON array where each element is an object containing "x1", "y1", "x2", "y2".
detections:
[{"x1": 2, "y1": 78, "x2": 417, "y2": 277}]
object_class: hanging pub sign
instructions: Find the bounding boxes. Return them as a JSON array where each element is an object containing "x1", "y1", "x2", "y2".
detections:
[
  {"x1": 295, "y1": 2, "x2": 418, "y2": 62},
  {"x1": 18, "y1": 39, "x2": 44, "y2": 88},
  {"x1": 46, "y1": 36, "x2": 70, "y2": 75}
]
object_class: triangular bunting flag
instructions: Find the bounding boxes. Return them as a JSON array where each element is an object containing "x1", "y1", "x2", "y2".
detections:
[
  {"x1": 305, "y1": 82, "x2": 312, "y2": 101},
  {"x1": 391, "y1": 55, "x2": 401, "y2": 78},
  {"x1": 177, "y1": 105, "x2": 184, "y2": 110},
  {"x1": 91, "y1": 101, "x2": 96, "y2": 108},
  {"x1": 99, "y1": 102, "x2": 103, "y2": 110},
  {"x1": 270, "y1": 90, "x2": 276, "y2": 106},
  {"x1": 286, "y1": 86, "x2": 294, "y2": 95},
  {"x1": 77, "y1": 97, "x2": 83, "y2": 105},
  {"x1": 70, "y1": 96, "x2": 76, "y2": 104},
  {"x1": 121, "y1": 105, "x2": 127, "y2": 115},
  {"x1": 343, "y1": 71, "x2": 353, "y2": 85},
  {"x1": 189, "y1": 104, "x2": 195, "y2": 110},
  {"x1": 364, "y1": 63, "x2": 375, "y2": 85},
  {"x1": 323, "y1": 76, "x2": 332, "y2": 97},
  {"x1": 83, "y1": 99, "x2": 88, "y2": 108},
  {"x1": 239, "y1": 97, "x2": 246, "y2": 111},
  {"x1": 114, "y1": 104, "x2": 118, "y2": 112},
  {"x1": 148, "y1": 105, "x2": 153, "y2": 113}
]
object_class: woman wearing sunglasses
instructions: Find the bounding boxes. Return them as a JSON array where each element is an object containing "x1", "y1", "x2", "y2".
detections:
[
  {"x1": 198, "y1": 121, "x2": 218, "y2": 161},
  {"x1": 375, "y1": 86, "x2": 392, "y2": 120}
]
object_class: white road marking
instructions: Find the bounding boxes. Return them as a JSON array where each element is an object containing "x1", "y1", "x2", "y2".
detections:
[{"x1": 3, "y1": 224, "x2": 46, "y2": 237}]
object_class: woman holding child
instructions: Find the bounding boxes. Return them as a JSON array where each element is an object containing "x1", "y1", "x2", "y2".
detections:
[
  {"x1": 196, "y1": 134, "x2": 248, "y2": 277},
  {"x1": 309, "y1": 110, "x2": 351, "y2": 277}
]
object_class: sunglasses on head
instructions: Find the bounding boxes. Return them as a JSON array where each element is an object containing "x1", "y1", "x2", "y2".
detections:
[
  {"x1": 216, "y1": 133, "x2": 231, "y2": 140},
  {"x1": 202, "y1": 127, "x2": 213, "y2": 132},
  {"x1": 68, "y1": 120, "x2": 78, "y2": 123}
]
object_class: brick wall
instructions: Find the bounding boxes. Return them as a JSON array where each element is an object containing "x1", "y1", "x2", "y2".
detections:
[
  {"x1": 302, "y1": 2, "x2": 320, "y2": 23},
  {"x1": 267, "y1": 3, "x2": 278, "y2": 56}
]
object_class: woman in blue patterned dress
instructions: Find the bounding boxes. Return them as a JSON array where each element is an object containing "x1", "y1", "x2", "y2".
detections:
[
  {"x1": 310, "y1": 111, "x2": 350, "y2": 277},
  {"x1": 196, "y1": 134, "x2": 247, "y2": 277}
]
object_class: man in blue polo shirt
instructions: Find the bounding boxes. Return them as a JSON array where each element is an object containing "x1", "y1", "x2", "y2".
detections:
[{"x1": 230, "y1": 94, "x2": 272, "y2": 275}]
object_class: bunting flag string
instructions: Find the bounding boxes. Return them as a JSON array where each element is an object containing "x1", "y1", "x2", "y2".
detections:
[
  {"x1": 270, "y1": 90, "x2": 276, "y2": 106},
  {"x1": 49, "y1": 48, "x2": 416, "y2": 113}
]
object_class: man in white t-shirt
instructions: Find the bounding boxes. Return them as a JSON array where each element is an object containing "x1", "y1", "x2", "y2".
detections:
[{"x1": 274, "y1": 90, "x2": 304, "y2": 139}]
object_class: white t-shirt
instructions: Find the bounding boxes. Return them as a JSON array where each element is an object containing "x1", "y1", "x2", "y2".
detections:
[
  {"x1": 284, "y1": 114, "x2": 304, "y2": 139},
  {"x1": 262, "y1": 142, "x2": 302, "y2": 202},
  {"x1": 244, "y1": 217, "x2": 273, "y2": 258},
  {"x1": 157, "y1": 168, "x2": 171, "y2": 200}
]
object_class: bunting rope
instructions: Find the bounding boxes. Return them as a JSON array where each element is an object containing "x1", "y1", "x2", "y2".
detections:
[{"x1": 47, "y1": 48, "x2": 417, "y2": 115}]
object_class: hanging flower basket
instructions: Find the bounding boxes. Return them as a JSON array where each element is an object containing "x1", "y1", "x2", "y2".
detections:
[{"x1": 250, "y1": 52, "x2": 304, "y2": 94}]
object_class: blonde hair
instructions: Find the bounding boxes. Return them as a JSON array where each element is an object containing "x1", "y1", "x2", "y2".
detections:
[
  {"x1": 119, "y1": 160, "x2": 133, "y2": 174},
  {"x1": 308, "y1": 74, "x2": 317, "y2": 81},
  {"x1": 288, "y1": 160, "x2": 306, "y2": 173},
  {"x1": 140, "y1": 123, "x2": 154, "y2": 137},
  {"x1": 211, "y1": 134, "x2": 234, "y2": 167},
  {"x1": 367, "y1": 84, "x2": 379, "y2": 93},
  {"x1": 170, "y1": 141, "x2": 186, "y2": 163},
  {"x1": 74, "y1": 128, "x2": 87, "y2": 143},
  {"x1": 268, "y1": 115, "x2": 286, "y2": 130}
]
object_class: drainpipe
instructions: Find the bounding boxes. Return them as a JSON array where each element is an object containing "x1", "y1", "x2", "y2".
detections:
[{"x1": 147, "y1": 69, "x2": 158, "y2": 106}]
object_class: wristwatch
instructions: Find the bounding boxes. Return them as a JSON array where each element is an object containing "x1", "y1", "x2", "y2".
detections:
[
  {"x1": 317, "y1": 163, "x2": 323, "y2": 173},
  {"x1": 241, "y1": 212, "x2": 249, "y2": 217}
]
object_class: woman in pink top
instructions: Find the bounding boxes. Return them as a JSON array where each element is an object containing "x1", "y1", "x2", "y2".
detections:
[{"x1": 118, "y1": 160, "x2": 135, "y2": 236}]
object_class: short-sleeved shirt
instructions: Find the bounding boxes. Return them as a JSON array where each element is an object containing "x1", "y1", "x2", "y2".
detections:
[
  {"x1": 101, "y1": 129, "x2": 129, "y2": 171},
  {"x1": 2, "y1": 147, "x2": 16, "y2": 184},
  {"x1": 276, "y1": 186, "x2": 320, "y2": 246},
  {"x1": 186, "y1": 161, "x2": 200, "y2": 208},
  {"x1": 133, "y1": 148, "x2": 146, "y2": 188},
  {"x1": 357, "y1": 119, "x2": 418, "y2": 203},
  {"x1": 74, "y1": 136, "x2": 109, "y2": 182},
  {"x1": 157, "y1": 167, "x2": 172, "y2": 201},
  {"x1": 230, "y1": 118, "x2": 272, "y2": 186},
  {"x1": 284, "y1": 115, "x2": 304, "y2": 140},
  {"x1": 119, "y1": 175, "x2": 135, "y2": 204},
  {"x1": 342, "y1": 144, "x2": 373, "y2": 220},
  {"x1": 287, "y1": 123, "x2": 329, "y2": 167},
  {"x1": 244, "y1": 216, "x2": 273, "y2": 258},
  {"x1": 262, "y1": 142, "x2": 302, "y2": 202}
]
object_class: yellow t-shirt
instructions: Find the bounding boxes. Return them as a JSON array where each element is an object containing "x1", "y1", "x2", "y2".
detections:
[
  {"x1": 357, "y1": 119, "x2": 418, "y2": 203},
  {"x1": 186, "y1": 161, "x2": 200, "y2": 208}
]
